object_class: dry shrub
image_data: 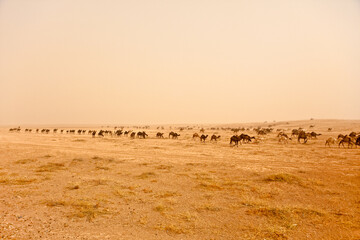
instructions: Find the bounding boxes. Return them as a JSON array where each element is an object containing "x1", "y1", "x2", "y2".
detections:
[
  {"x1": 37, "y1": 162, "x2": 66, "y2": 172},
  {"x1": 153, "y1": 203, "x2": 172, "y2": 214},
  {"x1": 15, "y1": 159, "x2": 36, "y2": 164},
  {"x1": 156, "y1": 191, "x2": 179, "y2": 198},
  {"x1": 43, "y1": 155, "x2": 52, "y2": 158},
  {"x1": 155, "y1": 165, "x2": 173, "y2": 170},
  {"x1": 196, "y1": 204, "x2": 221, "y2": 212},
  {"x1": 246, "y1": 206, "x2": 290, "y2": 220},
  {"x1": 67, "y1": 184, "x2": 80, "y2": 190},
  {"x1": 0, "y1": 177, "x2": 36, "y2": 185},
  {"x1": 198, "y1": 181, "x2": 223, "y2": 191},
  {"x1": 155, "y1": 223, "x2": 187, "y2": 234},
  {"x1": 137, "y1": 172, "x2": 157, "y2": 179},
  {"x1": 91, "y1": 179, "x2": 108, "y2": 186},
  {"x1": 113, "y1": 189, "x2": 135, "y2": 198},
  {"x1": 264, "y1": 173, "x2": 300, "y2": 184},
  {"x1": 92, "y1": 156, "x2": 102, "y2": 160},
  {"x1": 44, "y1": 200, "x2": 66, "y2": 207},
  {"x1": 95, "y1": 165, "x2": 110, "y2": 170},
  {"x1": 73, "y1": 139, "x2": 86, "y2": 142}
]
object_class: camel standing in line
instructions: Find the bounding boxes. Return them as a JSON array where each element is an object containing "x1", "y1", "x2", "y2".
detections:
[
  {"x1": 298, "y1": 131, "x2": 308, "y2": 143},
  {"x1": 339, "y1": 135, "x2": 354, "y2": 148},
  {"x1": 210, "y1": 135, "x2": 220, "y2": 141},
  {"x1": 200, "y1": 135, "x2": 208, "y2": 142},
  {"x1": 169, "y1": 132, "x2": 180, "y2": 139},
  {"x1": 230, "y1": 135, "x2": 241, "y2": 146},
  {"x1": 325, "y1": 137, "x2": 336, "y2": 147},
  {"x1": 193, "y1": 133, "x2": 199, "y2": 139},
  {"x1": 156, "y1": 132, "x2": 164, "y2": 138}
]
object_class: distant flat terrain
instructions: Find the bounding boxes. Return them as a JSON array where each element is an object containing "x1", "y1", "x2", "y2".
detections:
[{"x1": 0, "y1": 119, "x2": 359, "y2": 239}]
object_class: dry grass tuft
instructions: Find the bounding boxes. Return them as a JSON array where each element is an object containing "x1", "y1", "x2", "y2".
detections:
[
  {"x1": 73, "y1": 139, "x2": 86, "y2": 142},
  {"x1": 246, "y1": 206, "x2": 290, "y2": 220},
  {"x1": 196, "y1": 204, "x2": 221, "y2": 212},
  {"x1": 67, "y1": 184, "x2": 80, "y2": 190},
  {"x1": 155, "y1": 165, "x2": 173, "y2": 170},
  {"x1": 137, "y1": 172, "x2": 157, "y2": 179},
  {"x1": 44, "y1": 200, "x2": 67, "y2": 207},
  {"x1": 156, "y1": 191, "x2": 180, "y2": 198},
  {"x1": 37, "y1": 162, "x2": 66, "y2": 172},
  {"x1": 15, "y1": 159, "x2": 36, "y2": 164},
  {"x1": 153, "y1": 203, "x2": 172, "y2": 214},
  {"x1": 0, "y1": 177, "x2": 37, "y2": 185},
  {"x1": 156, "y1": 223, "x2": 187, "y2": 234},
  {"x1": 264, "y1": 173, "x2": 300, "y2": 184},
  {"x1": 68, "y1": 200, "x2": 105, "y2": 222},
  {"x1": 92, "y1": 156, "x2": 102, "y2": 160},
  {"x1": 43, "y1": 154, "x2": 52, "y2": 158},
  {"x1": 95, "y1": 165, "x2": 110, "y2": 170},
  {"x1": 91, "y1": 179, "x2": 108, "y2": 186},
  {"x1": 198, "y1": 181, "x2": 223, "y2": 191}
]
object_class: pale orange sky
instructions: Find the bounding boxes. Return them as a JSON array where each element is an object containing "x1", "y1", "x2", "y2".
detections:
[{"x1": 0, "y1": 0, "x2": 359, "y2": 125}]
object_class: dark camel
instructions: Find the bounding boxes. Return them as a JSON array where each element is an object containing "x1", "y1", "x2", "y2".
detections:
[
  {"x1": 298, "y1": 131, "x2": 308, "y2": 143},
  {"x1": 156, "y1": 132, "x2": 164, "y2": 138},
  {"x1": 210, "y1": 135, "x2": 220, "y2": 141},
  {"x1": 339, "y1": 135, "x2": 354, "y2": 148},
  {"x1": 200, "y1": 135, "x2": 208, "y2": 142}
]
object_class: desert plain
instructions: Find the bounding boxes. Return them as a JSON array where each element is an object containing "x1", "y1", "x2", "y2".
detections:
[{"x1": 0, "y1": 119, "x2": 359, "y2": 240}]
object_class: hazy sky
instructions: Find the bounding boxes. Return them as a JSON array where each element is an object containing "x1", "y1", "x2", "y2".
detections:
[{"x1": 0, "y1": 0, "x2": 359, "y2": 125}]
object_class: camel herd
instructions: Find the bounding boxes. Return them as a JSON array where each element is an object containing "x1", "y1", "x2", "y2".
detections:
[{"x1": 7, "y1": 126, "x2": 360, "y2": 148}]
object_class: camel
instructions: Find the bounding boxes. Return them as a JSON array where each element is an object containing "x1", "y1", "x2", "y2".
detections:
[
  {"x1": 92, "y1": 131, "x2": 97, "y2": 138},
  {"x1": 230, "y1": 135, "x2": 241, "y2": 146},
  {"x1": 240, "y1": 134, "x2": 255, "y2": 143},
  {"x1": 200, "y1": 135, "x2": 208, "y2": 142},
  {"x1": 325, "y1": 137, "x2": 336, "y2": 147},
  {"x1": 339, "y1": 135, "x2": 354, "y2": 148},
  {"x1": 169, "y1": 132, "x2": 180, "y2": 139},
  {"x1": 124, "y1": 131, "x2": 132, "y2": 137},
  {"x1": 130, "y1": 132, "x2": 136, "y2": 138},
  {"x1": 98, "y1": 130, "x2": 104, "y2": 137},
  {"x1": 338, "y1": 134, "x2": 345, "y2": 139},
  {"x1": 349, "y1": 132, "x2": 357, "y2": 138},
  {"x1": 278, "y1": 135, "x2": 290, "y2": 144},
  {"x1": 298, "y1": 131, "x2": 308, "y2": 143},
  {"x1": 356, "y1": 136, "x2": 360, "y2": 146},
  {"x1": 115, "y1": 130, "x2": 123, "y2": 136},
  {"x1": 328, "y1": 128, "x2": 332, "y2": 132},
  {"x1": 291, "y1": 129, "x2": 299, "y2": 137},
  {"x1": 200, "y1": 128, "x2": 205, "y2": 133},
  {"x1": 156, "y1": 132, "x2": 164, "y2": 138},
  {"x1": 193, "y1": 133, "x2": 199, "y2": 139},
  {"x1": 310, "y1": 132, "x2": 322, "y2": 139},
  {"x1": 277, "y1": 132, "x2": 291, "y2": 140},
  {"x1": 137, "y1": 131, "x2": 148, "y2": 139},
  {"x1": 210, "y1": 135, "x2": 221, "y2": 141}
]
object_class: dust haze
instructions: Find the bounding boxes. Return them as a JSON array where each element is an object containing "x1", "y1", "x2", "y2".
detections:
[{"x1": 0, "y1": 0, "x2": 359, "y2": 125}]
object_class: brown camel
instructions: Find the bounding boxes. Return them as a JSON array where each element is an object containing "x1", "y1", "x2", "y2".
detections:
[
  {"x1": 230, "y1": 135, "x2": 241, "y2": 146},
  {"x1": 310, "y1": 132, "x2": 322, "y2": 139},
  {"x1": 169, "y1": 132, "x2": 180, "y2": 139},
  {"x1": 130, "y1": 132, "x2": 136, "y2": 138},
  {"x1": 137, "y1": 131, "x2": 148, "y2": 139},
  {"x1": 298, "y1": 131, "x2": 308, "y2": 143},
  {"x1": 200, "y1": 134, "x2": 208, "y2": 142},
  {"x1": 156, "y1": 132, "x2": 164, "y2": 138},
  {"x1": 325, "y1": 137, "x2": 336, "y2": 147},
  {"x1": 210, "y1": 135, "x2": 221, "y2": 141},
  {"x1": 193, "y1": 133, "x2": 199, "y2": 139},
  {"x1": 339, "y1": 135, "x2": 354, "y2": 148}
]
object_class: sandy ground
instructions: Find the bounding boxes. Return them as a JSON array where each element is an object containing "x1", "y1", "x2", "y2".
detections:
[{"x1": 0, "y1": 119, "x2": 359, "y2": 240}]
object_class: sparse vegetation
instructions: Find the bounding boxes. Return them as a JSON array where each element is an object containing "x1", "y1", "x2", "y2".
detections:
[{"x1": 36, "y1": 162, "x2": 66, "y2": 172}]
